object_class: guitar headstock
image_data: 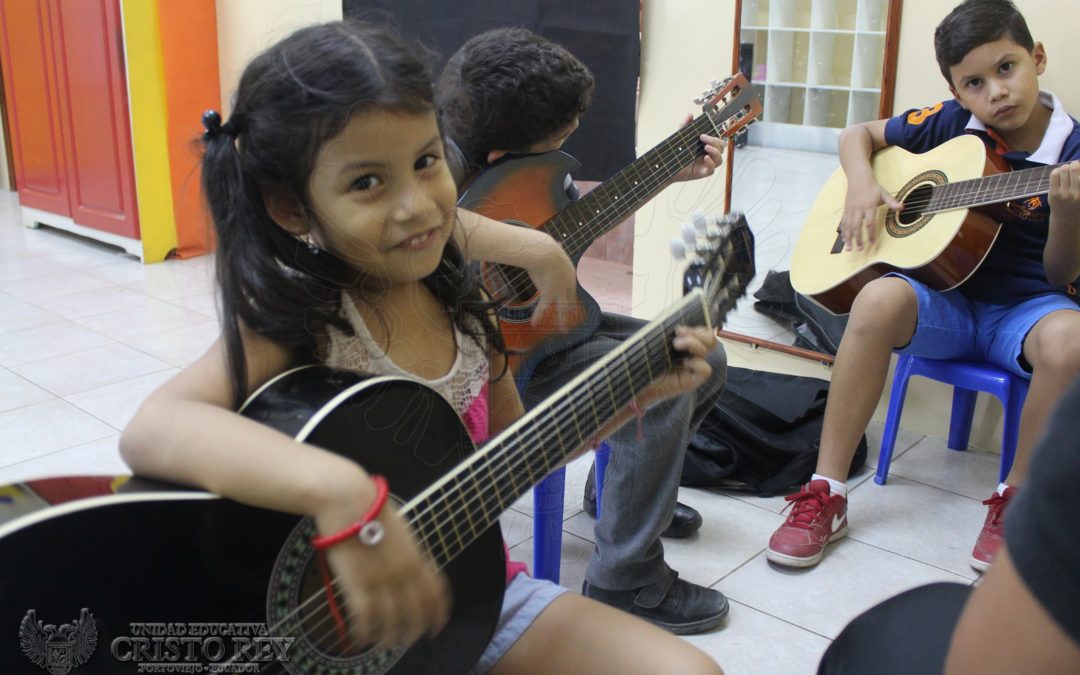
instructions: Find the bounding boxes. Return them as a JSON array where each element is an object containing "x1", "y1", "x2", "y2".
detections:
[
  {"x1": 672, "y1": 211, "x2": 756, "y2": 327},
  {"x1": 694, "y1": 73, "x2": 762, "y2": 141}
]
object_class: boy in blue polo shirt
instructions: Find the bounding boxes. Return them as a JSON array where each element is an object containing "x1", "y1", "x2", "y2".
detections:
[{"x1": 767, "y1": 0, "x2": 1080, "y2": 573}]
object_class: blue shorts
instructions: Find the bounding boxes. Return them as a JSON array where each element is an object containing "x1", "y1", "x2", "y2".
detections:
[
  {"x1": 889, "y1": 274, "x2": 1079, "y2": 378},
  {"x1": 469, "y1": 572, "x2": 567, "y2": 673}
]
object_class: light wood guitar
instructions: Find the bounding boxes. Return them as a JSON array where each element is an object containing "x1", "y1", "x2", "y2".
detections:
[{"x1": 791, "y1": 134, "x2": 1067, "y2": 314}]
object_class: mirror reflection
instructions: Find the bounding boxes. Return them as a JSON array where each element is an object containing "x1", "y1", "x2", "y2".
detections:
[{"x1": 726, "y1": 0, "x2": 895, "y2": 356}]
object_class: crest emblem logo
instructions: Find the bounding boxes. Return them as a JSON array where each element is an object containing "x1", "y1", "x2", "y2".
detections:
[{"x1": 19, "y1": 609, "x2": 97, "y2": 675}]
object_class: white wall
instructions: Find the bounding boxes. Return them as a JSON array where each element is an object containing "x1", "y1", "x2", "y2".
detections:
[
  {"x1": 633, "y1": 0, "x2": 738, "y2": 320},
  {"x1": 215, "y1": 0, "x2": 342, "y2": 116}
]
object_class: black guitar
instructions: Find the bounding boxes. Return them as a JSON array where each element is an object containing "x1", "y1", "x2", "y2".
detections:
[{"x1": 0, "y1": 216, "x2": 753, "y2": 675}]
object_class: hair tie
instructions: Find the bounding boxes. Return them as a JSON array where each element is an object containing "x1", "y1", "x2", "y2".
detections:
[{"x1": 201, "y1": 109, "x2": 239, "y2": 139}]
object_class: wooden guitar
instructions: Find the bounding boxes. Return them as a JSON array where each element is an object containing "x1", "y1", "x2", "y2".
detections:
[
  {"x1": 0, "y1": 221, "x2": 753, "y2": 674},
  {"x1": 791, "y1": 134, "x2": 1070, "y2": 314},
  {"x1": 458, "y1": 74, "x2": 761, "y2": 373}
]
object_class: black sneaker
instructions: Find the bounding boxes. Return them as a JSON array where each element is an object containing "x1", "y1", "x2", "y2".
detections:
[
  {"x1": 583, "y1": 465, "x2": 703, "y2": 538},
  {"x1": 582, "y1": 572, "x2": 729, "y2": 635}
]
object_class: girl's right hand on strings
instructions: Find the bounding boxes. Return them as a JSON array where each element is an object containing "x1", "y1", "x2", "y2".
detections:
[
  {"x1": 638, "y1": 326, "x2": 718, "y2": 406},
  {"x1": 841, "y1": 178, "x2": 902, "y2": 251},
  {"x1": 315, "y1": 483, "x2": 451, "y2": 651}
]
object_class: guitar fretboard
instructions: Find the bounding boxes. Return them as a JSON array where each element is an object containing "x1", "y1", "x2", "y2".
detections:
[
  {"x1": 402, "y1": 289, "x2": 712, "y2": 569},
  {"x1": 542, "y1": 99, "x2": 749, "y2": 260},
  {"x1": 925, "y1": 161, "x2": 1065, "y2": 213}
]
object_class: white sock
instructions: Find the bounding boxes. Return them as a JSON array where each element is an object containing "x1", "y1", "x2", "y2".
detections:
[
  {"x1": 812, "y1": 473, "x2": 848, "y2": 498},
  {"x1": 997, "y1": 482, "x2": 1010, "y2": 496}
]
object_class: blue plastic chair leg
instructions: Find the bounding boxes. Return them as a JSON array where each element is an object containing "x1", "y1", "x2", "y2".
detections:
[
  {"x1": 999, "y1": 379, "x2": 1028, "y2": 483},
  {"x1": 876, "y1": 355, "x2": 915, "y2": 485},
  {"x1": 594, "y1": 442, "x2": 610, "y2": 519},
  {"x1": 947, "y1": 387, "x2": 978, "y2": 451},
  {"x1": 532, "y1": 467, "x2": 566, "y2": 583}
]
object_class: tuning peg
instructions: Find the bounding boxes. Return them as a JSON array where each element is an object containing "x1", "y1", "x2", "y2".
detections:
[
  {"x1": 670, "y1": 238, "x2": 687, "y2": 260},
  {"x1": 681, "y1": 222, "x2": 698, "y2": 247},
  {"x1": 692, "y1": 210, "x2": 708, "y2": 233},
  {"x1": 692, "y1": 96, "x2": 705, "y2": 106}
]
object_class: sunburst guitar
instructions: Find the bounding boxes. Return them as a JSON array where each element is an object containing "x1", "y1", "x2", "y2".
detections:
[
  {"x1": 0, "y1": 219, "x2": 754, "y2": 674},
  {"x1": 459, "y1": 73, "x2": 761, "y2": 373},
  {"x1": 791, "y1": 134, "x2": 1068, "y2": 314}
]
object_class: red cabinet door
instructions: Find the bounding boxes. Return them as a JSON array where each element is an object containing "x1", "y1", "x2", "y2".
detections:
[
  {"x1": 0, "y1": 0, "x2": 138, "y2": 239},
  {"x1": 0, "y1": 0, "x2": 72, "y2": 216},
  {"x1": 52, "y1": 0, "x2": 139, "y2": 238}
]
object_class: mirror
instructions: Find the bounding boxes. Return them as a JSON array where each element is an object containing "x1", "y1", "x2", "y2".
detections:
[{"x1": 723, "y1": 0, "x2": 901, "y2": 358}]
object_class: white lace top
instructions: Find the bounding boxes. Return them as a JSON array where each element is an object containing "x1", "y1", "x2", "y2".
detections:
[{"x1": 324, "y1": 292, "x2": 491, "y2": 440}]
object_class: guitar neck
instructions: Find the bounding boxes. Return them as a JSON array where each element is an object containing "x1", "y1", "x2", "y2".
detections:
[
  {"x1": 926, "y1": 161, "x2": 1067, "y2": 214},
  {"x1": 401, "y1": 290, "x2": 711, "y2": 568},
  {"x1": 543, "y1": 114, "x2": 718, "y2": 259}
]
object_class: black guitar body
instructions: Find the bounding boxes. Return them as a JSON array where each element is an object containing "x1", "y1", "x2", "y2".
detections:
[{"x1": 0, "y1": 369, "x2": 504, "y2": 674}]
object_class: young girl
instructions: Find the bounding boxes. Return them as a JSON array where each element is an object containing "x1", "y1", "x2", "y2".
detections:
[{"x1": 120, "y1": 21, "x2": 724, "y2": 675}]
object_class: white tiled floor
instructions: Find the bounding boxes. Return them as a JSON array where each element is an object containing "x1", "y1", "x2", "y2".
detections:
[
  {"x1": 726, "y1": 145, "x2": 842, "y2": 346},
  {"x1": 0, "y1": 188, "x2": 999, "y2": 673}
]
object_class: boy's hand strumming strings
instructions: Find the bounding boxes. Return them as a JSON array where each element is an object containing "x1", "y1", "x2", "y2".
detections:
[
  {"x1": 840, "y1": 176, "x2": 903, "y2": 251},
  {"x1": 527, "y1": 231, "x2": 580, "y2": 328}
]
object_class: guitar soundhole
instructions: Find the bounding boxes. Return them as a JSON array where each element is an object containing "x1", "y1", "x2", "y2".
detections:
[
  {"x1": 266, "y1": 517, "x2": 405, "y2": 673},
  {"x1": 897, "y1": 184, "x2": 933, "y2": 225},
  {"x1": 886, "y1": 170, "x2": 946, "y2": 239},
  {"x1": 483, "y1": 262, "x2": 538, "y2": 305}
]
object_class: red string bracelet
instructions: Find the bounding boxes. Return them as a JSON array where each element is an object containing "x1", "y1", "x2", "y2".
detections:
[
  {"x1": 311, "y1": 475, "x2": 390, "y2": 646},
  {"x1": 312, "y1": 475, "x2": 390, "y2": 549}
]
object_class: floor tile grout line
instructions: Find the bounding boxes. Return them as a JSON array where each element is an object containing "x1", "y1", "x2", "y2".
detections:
[{"x1": 722, "y1": 598, "x2": 838, "y2": 643}]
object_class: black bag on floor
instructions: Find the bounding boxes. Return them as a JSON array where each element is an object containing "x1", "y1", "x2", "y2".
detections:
[
  {"x1": 753, "y1": 270, "x2": 849, "y2": 356},
  {"x1": 681, "y1": 367, "x2": 866, "y2": 496}
]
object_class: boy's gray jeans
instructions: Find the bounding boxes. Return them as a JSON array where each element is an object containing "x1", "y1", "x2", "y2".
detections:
[{"x1": 523, "y1": 312, "x2": 727, "y2": 591}]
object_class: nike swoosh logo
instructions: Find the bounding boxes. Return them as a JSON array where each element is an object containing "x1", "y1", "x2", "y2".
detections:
[{"x1": 832, "y1": 514, "x2": 846, "y2": 531}]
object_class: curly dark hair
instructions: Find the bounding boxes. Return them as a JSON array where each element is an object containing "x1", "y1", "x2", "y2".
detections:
[
  {"x1": 201, "y1": 20, "x2": 504, "y2": 407},
  {"x1": 435, "y1": 27, "x2": 595, "y2": 177},
  {"x1": 934, "y1": 0, "x2": 1034, "y2": 86}
]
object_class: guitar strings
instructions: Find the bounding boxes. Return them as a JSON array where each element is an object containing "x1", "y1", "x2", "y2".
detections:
[
  {"x1": 269, "y1": 288, "x2": 726, "y2": 659},
  {"x1": 292, "y1": 317, "x2": 686, "y2": 653},
  {"x1": 269, "y1": 327, "x2": 682, "y2": 661},
  {"x1": 484, "y1": 112, "x2": 729, "y2": 302},
  {"x1": 485, "y1": 120, "x2": 711, "y2": 298},
  {"x1": 880, "y1": 164, "x2": 1060, "y2": 214},
  {"x1": 294, "y1": 244, "x2": 742, "y2": 657}
]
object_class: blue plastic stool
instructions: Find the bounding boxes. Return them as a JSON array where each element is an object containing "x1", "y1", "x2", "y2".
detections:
[
  {"x1": 876, "y1": 355, "x2": 1029, "y2": 486},
  {"x1": 516, "y1": 363, "x2": 609, "y2": 583},
  {"x1": 531, "y1": 442, "x2": 609, "y2": 583}
]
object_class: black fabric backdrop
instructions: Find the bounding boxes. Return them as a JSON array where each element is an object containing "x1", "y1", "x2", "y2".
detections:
[{"x1": 342, "y1": 0, "x2": 639, "y2": 181}]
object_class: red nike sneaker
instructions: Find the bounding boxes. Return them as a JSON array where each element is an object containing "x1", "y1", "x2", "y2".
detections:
[
  {"x1": 971, "y1": 486, "x2": 1016, "y2": 573},
  {"x1": 767, "y1": 479, "x2": 848, "y2": 568}
]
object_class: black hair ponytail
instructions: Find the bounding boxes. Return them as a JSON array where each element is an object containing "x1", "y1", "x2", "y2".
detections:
[{"x1": 201, "y1": 21, "x2": 505, "y2": 408}]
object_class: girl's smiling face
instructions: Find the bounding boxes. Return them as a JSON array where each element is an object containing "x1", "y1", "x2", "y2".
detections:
[{"x1": 304, "y1": 107, "x2": 458, "y2": 287}]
